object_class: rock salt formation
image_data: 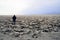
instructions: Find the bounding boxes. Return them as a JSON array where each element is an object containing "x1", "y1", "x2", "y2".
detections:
[{"x1": 0, "y1": 16, "x2": 60, "y2": 40}]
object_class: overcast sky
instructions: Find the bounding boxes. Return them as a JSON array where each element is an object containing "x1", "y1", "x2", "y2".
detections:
[{"x1": 0, "y1": 0, "x2": 60, "y2": 15}]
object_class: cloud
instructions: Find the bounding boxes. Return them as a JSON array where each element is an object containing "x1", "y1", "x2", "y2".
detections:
[
  {"x1": 21, "y1": 0, "x2": 60, "y2": 15},
  {"x1": 0, "y1": 0, "x2": 60, "y2": 15},
  {"x1": 0, "y1": 0, "x2": 31, "y2": 15}
]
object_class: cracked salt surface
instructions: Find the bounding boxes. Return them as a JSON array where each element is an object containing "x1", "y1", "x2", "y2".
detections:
[
  {"x1": 0, "y1": 16, "x2": 60, "y2": 40},
  {"x1": 0, "y1": 32, "x2": 60, "y2": 40}
]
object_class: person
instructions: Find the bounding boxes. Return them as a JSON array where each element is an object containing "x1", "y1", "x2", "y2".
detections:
[{"x1": 12, "y1": 15, "x2": 16, "y2": 25}]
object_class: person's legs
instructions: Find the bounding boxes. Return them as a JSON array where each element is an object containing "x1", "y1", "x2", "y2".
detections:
[
  {"x1": 13, "y1": 20, "x2": 16, "y2": 25},
  {"x1": 14, "y1": 21, "x2": 15, "y2": 25}
]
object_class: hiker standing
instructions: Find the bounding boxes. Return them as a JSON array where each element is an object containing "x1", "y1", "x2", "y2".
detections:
[{"x1": 12, "y1": 15, "x2": 16, "y2": 25}]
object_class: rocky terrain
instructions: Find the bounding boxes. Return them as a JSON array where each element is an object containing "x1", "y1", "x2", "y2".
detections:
[{"x1": 0, "y1": 15, "x2": 60, "y2": 40}]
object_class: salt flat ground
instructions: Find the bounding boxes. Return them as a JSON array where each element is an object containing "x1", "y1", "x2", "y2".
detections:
[{"x1": 0, "y1": 15, "x2": 60, "y2": 40}]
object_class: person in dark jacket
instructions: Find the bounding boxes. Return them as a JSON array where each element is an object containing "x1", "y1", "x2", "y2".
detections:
[{"x1": 12, "y1": 15, "x2": 16, "y2": 25}]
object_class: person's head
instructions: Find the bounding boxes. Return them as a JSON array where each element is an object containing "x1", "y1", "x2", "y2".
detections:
[{"x1": 14, "y1": 15, "x2": 16, "y2": 16}]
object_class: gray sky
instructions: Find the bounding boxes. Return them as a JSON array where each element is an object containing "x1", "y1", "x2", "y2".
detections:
[{"x1": 0, "y1": 0, "x2": 60, "y2": 15}]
